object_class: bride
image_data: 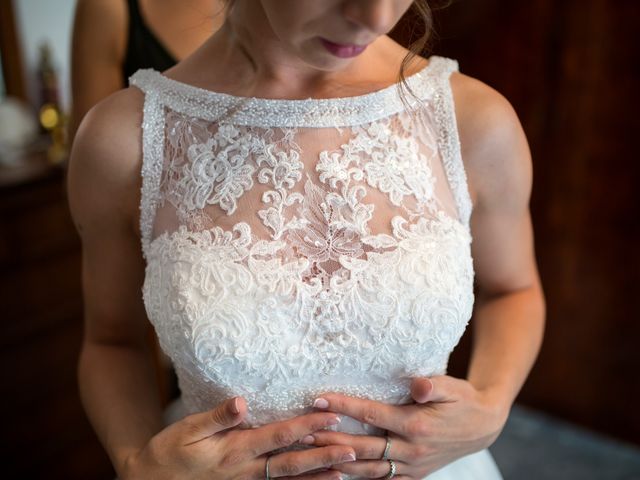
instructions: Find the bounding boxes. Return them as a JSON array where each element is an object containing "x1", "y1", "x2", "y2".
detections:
[{"x1": 67, "y1": 1, "x2": 545, "y2": 478}]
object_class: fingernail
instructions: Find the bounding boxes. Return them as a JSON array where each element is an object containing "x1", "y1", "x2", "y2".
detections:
[
  {"x1": 300, "y1": 434, "x2": 315, "y2": 444},
  {"x1": 313, "y1": 397, "x2": 329, "y2": 409},
  {"x1": 327, "y1": 415, "x2": 341, "y2": 425},
  {"x1": 231, "y1": 397, "x2": 240, "y2": 414},
  {"x1": 342, "y1": 452, "x2": 356, "y2": 462}
]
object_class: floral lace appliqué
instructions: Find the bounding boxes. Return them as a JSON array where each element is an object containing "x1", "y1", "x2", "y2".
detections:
[{"x1": 134, "y1": 58, "x2": 476, "y2": 453}]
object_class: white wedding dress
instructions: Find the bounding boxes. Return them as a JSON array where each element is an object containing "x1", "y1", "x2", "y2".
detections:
[{"x1": 130, "y1": 55, "x2": 502, "y2": 479}]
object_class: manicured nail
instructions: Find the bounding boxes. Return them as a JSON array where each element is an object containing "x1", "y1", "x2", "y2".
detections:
[
  {"x1": 313, "y1": 398, "x2": 329, "y2": 409},
  {"x1": 342, "y1": 452, "x2": 356, "y2": 462},
  {"x1": 231, "y1": 397, "x2": 240, "y2": 414},
  {"x1": 300, "y1": 434, "x2": 315, "y2": 444},
  {"x1": 327, "y1": 415, "x2": 341, "y2": 425}
]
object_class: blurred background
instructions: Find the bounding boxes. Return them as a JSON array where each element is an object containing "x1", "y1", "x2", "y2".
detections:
[{"x1": 0, "y1": 0, "x2": 638, "y2": 478}]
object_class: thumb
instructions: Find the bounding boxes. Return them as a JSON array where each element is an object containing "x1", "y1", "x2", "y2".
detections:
[
  {"x1": 180, "y1": 396, "x2": 247, "y2": 443},
  {"x1": 411, "y1": 376, "x2": 454, "y2": 403},
  {"x1": 410, "y1": 377, "x2": 434, "y2": 403}
]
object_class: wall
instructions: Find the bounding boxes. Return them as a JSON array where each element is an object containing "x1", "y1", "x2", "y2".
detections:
[
  {"x1": 14, "y1": 0, "x2": 75, "y2": 111},
  {"x1": 420, "y1": 0, "x2": 640, "y2": 445}
]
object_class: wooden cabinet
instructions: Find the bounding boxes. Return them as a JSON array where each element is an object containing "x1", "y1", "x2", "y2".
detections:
[{"x1": 0, "y1": 156, "x2": 115, "y2": 479}]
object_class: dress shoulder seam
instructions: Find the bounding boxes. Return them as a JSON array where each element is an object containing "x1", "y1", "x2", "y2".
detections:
[
  {"x1": 430, "y1": 58, "x2": 473, "y2": 231},
  {"x1": 131, "y1": 72, "x2": 166, "y2": 261}
]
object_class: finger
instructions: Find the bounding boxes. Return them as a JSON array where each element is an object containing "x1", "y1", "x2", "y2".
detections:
[
  {"x1": 312, "y1": 393, "x2": 412, "y2": 433},
  {"x1": 177, "y1": 396, "x2": 246, "y2": 444},
  {"x1": 260, "y1": 445, "x2": 356, "y2": 478},
  {"x1": 333, "y1": 459, "x2": 408, "y2": 478},
  {"x1": 245, "y1": 412, "x2": 342, "y2": 456},
  {"x1": 410, "y1": 377, "x2": 434, "y2": 403},
  {"x1": 279, "y1": 470, "x2": 342, "y2": 480},
  {"x1": 417, "y1": 375, "x2": 461, "y2": 403},
  {"x1": 306, "y1": 430, "x2": 414, "y2": 463}
]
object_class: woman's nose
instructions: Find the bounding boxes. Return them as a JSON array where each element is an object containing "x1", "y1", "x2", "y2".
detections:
[{"x1": 342, "y1": 0, "x2": 397, "y2": 35}]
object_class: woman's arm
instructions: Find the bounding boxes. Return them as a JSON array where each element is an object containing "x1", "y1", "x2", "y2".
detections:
[
  {"x1": 69, "y1": 0, "x2": 127, "y2": 143},
  {"x1": 453, "y1": 72, "x2": 546, "y2": 412},
  {"x1": 67, "y1": 88, "x2": 163, "y2": 473}
]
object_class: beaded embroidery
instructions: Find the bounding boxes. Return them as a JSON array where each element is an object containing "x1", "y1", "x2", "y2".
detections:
[{"x1": 130, "y1": 56, "x2": 475, "y2": 436}]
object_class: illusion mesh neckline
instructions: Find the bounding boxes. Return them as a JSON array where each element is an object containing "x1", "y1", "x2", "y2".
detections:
[
  {"x1": 129, "y1": 56, "x2": 455, "y2": 128},
  {"x1": 154, "y1": 56, "x2": 438, "y2": 103}
]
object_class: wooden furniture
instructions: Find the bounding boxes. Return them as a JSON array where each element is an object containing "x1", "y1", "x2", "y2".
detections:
[
  {"x1": 0, "y1": 0, "x2": 27, "y2": 101},
  {"x1": 0, "y1": 154, "x2": 115, "y2": 479}
]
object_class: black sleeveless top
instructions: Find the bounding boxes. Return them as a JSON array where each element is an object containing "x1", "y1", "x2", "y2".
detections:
[{"x1": 122, "y1": 0, "x2": 177, "y2": 85}]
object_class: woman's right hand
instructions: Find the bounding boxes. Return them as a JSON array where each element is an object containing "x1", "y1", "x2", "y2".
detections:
[{"x1": 122, "y1": 396, "x2": 355, "y2": 479}]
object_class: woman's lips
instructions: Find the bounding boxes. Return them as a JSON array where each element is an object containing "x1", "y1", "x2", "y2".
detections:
[{"x1": 320, "y1": 38, "x2": 368, "y2": 58}]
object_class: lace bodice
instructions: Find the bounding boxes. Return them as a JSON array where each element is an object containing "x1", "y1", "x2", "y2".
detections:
[{"x1": 130, "y1": 56, "x2": 475, "y2": 440}]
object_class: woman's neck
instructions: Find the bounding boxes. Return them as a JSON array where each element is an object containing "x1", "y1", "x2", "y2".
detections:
[
  {"x1": 164, "y1": 1, "x2": 418, "y2": 100},
  {"x1": 215, "y1": 1, "x2": 390, "y2": 98}
]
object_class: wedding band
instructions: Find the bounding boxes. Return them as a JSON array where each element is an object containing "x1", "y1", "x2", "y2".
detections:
[
  {"x1": 381, "y1": 435, "x2": 392, "y2": 460},
  {"x1": 265, "y1": 455, "x2": 272, "y2": 480},
  {"x1": 383, "y1": 459, "x2": 397, "y2": 479}
]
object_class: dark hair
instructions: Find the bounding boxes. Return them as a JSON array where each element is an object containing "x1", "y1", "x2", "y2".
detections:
[{"x1": 397, "y1": 0, "x2": 448, "y2": 107}]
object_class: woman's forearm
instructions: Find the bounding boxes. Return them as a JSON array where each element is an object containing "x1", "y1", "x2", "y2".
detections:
[
  {"x1": 78, "y1": 341, "x2": 165, "y2": 476},
  {"x1": 466, "y1": 282, "x2": 546, "y2": 411}
]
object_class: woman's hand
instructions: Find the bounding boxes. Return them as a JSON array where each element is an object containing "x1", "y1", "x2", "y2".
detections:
[
  {"x1": 304, "y1": 376, "x2": 510, "y2": 479},
  {"x1": 123, "y1": 396, "x2": 356, "y2": 480}
]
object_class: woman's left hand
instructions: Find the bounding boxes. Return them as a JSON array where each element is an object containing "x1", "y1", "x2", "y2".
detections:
[{"x1": 304, "y1": 376, "x2": 510, "y2": 479}]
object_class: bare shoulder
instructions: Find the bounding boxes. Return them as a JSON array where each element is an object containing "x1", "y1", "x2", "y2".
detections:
[
  {"x1": 67, "y1": 86, "x2": 145, "y2": 238},
  {"x1": 67, "y1": 86, "x2": 153, "y2": 344},
  {"x1": 448, "y1": 71, "x2": 532, "y2": 209}
]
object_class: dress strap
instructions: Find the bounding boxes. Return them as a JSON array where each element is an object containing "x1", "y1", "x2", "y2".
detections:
[
  {"x1": 129, "y1": 70, "x2": 165, "y2": 261},
  {"x1": 427, "y1": 57, "x2": 473, "y2": 231},
  {"x1": 125, "y1": 0, "x2": 142, "y2": 25},
  {"x1": 129, "y1": 68, "x2": 160, "y2": 95}
]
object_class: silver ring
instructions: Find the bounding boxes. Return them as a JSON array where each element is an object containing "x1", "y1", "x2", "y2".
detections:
[
  {"x1": 383, "y1": 459, "x2": 397, "y2": 479},
  {"x1": 265, "y1": 455, "x2": 272, "y2": 480},
  {"x1": 381, "y1": 435, "x2": 392, "y2": 460}
]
